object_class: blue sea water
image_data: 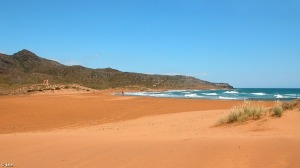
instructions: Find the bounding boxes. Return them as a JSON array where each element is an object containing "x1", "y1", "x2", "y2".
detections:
[{"x1": 124, "y1": 88, "x2": 300, "y2": 101}]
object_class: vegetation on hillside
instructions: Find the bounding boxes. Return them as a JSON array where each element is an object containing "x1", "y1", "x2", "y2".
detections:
[{"x1": 0, "y1": 49, "x2": 233, "y2": 92}]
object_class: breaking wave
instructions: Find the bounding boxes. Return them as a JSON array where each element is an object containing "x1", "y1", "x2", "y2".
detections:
[
  {"x1": 224, "y1": 91, "x2": 238, "y2": 94},
  {"x1": 122, "y1": 88, "x2": 300, "y2": 100},
  {"x1": 202, "y1": 93, "x2": 218, "y2": 96},
  {"x1": 184, "y1": 94, "x2": 203, "y2": 98},
  {"x1": 251, "y1": 93, "x2": 266, "y2": 96},
  {"x1": 219, "y1": 96, "x2": 238, "y2": 100}
]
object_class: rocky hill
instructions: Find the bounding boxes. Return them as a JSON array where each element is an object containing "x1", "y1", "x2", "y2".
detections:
[{"x1": 0, "y1": 49, "x2": 233, "y2": 91}]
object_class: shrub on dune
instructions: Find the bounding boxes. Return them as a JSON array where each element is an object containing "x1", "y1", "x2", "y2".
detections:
[
  {"x1": 218, "y1": 101, "x2": 266, "y2": 124},
  {"x1": 282, "y1": 99, "x2": 300, "y2": 110},
  {"x1": 271, "y1": 106, "x2": 283, "y2": 117},
  {"x1": 269, "y1": 100, "x2": 283, "y2": 117},
  {"x1": 218, "y1": 99, "x2": 300, "y2": 125}
]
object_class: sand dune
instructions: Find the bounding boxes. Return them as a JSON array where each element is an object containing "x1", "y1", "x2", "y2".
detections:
[{"x1": 0, "y1": 92, "x2": 299, "y2": 168}]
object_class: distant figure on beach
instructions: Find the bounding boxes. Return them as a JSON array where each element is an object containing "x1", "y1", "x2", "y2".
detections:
[
  {"x1": 43, "y1": 79, "x2": 49, "y2": 86},
  {"x1": 122, "y1": 91, "x2": 124, "y2": 96}
]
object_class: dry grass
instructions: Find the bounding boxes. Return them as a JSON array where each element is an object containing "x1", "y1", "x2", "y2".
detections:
[
  {"x1": 270, "y1": 101, "x2": 284, "y2": 117},
  {"x1": 218, "y1": 99, "x2": 300, "y2": 125},
  {"x1": 282, "y1": 99, "x2": 300, "y2": 110},
  {"x1": 218, "y1": 101, "x2": 266, "y2": 124}
]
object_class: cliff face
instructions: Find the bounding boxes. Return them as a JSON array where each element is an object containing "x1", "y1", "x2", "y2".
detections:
[{"x1": 0, "y1": 49, "x2": 233, "y2": 90}]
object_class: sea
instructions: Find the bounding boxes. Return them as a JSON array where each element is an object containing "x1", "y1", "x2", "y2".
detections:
[{"x1": 124, "y1": 88, "x2": 300, "y2": 101}]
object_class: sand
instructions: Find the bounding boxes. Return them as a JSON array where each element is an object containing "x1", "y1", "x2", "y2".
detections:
[{"x1": 0, "y1": 92, "x2": 299, "y2": 168}]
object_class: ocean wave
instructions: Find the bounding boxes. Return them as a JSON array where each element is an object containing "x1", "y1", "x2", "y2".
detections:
[
  {"x1": 125, "y1": 92, "x2": 146, "y2": 96},
  {"x1": 126, "y1": 92, "x2": 170, "y2": 97},
  {"x1": 202, "y1": 93, "x2": 218, "y2": 96},
  {"x1": 224, "y1": 91, "x2": 238, "y2": 94},
  {"x1": 184, "y1": 94, "x2": 203, "y2": 98},
  {"x1": 251, "y1": 93, "x2": 266, "y2": 96},
  {"x1": 274, "y1": 94, "x2": 290, "y2": 99},
  {"x1": 219, "y1": 96, "x2": 238, "y2": 100},
  {"x1": 284, "y1": 94, "x2": 297, "y2": 98},
  {"x1": 124, "y1": 90, "x2": 299, "y2": 100},
  {"x1": 148, "y1": 93, "x2": 170, "y2": 97}
]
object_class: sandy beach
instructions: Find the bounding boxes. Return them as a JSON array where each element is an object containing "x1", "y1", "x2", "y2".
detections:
[{"x1": 1, "y1": 92, "x2": 299, "y2": 168}]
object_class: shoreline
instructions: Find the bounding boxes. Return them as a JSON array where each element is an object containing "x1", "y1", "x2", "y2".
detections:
[{"x1": 121, "y1": 88, "x2": 300, "y2": 101}]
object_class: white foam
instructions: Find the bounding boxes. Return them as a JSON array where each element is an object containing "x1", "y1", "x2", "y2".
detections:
[
  {"x1": 284, "y1": 94, "x2": 297, "y2": 98},
  {"x1": 274, "y1": 94, "x2": 294, "y2": 99},
  {"x1": 184, "y1": 94, "x2": 203, "y2": 98},
  {"x1": 219, "y1": 96, "x2": 238, "y2": 100},
  {"x1": 125, "y1": 90, "x2": 297, "y2": 100},
  {"x1": 251, "y1": 93, "x2": 266, "y2": 96},
  {"x1": 185, "y1": 93, "x2": 196, "y2": 97},
  {"x1": 125, "y1": 92, "x2": 146, "y2": 96},
  {"x1": 126, "y1": 92, "x2": 166, "y2": 97},
  {"x1": 148, "y1": 93, "x2": 170, "y2": 97},
  {"x1": 274, "y1": 94, "x2": 284, "y2": 99},
  {"x1": 202, "y1": 93, "x2": 218, "y2": 96},
  {"x1": 224, "y1": 91, "x2": 238, "y2": 94}
]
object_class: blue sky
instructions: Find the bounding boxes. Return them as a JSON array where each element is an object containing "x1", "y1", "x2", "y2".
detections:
[{"x1": 0, "y1": 0, "x2": 299, "y2": 88}]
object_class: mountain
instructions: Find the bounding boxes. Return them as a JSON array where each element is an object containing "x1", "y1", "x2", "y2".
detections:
[{"x1": 0, "y1": 49, "x2": 233, "y2": 90}]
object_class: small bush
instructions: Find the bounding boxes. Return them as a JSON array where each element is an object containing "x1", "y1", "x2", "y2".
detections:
[
  {"x1": 218, "y1": 101, "x2": 266, "y2": 124},
  {"x1": 55, "y1": 87, "x2": 61, "y2": 90},
  {"x1": 282, "y1": 102, "x2": 293, "y2": 110},
  {"x1": 228, "y1": 112, "x2": 238, "y2": 123},
  {"x1": 64, "y1": 86, "x2": 70, "y2": 89},
  {"x1": 269, "y1": 100, "x2": 283, "y2": 117},
  {"x1": 282, "y1": 99, "x2": 300, "y2": 110},
  {"x1": 271, "y1": 106, "x2": 283, "y2": 117}
]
